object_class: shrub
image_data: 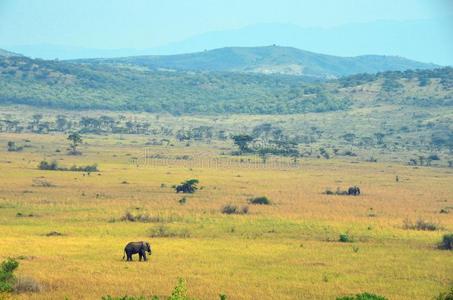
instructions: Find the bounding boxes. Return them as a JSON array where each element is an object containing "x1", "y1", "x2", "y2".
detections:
[
  {"x1": 169, "y1": 278, "x2": 190, "y2": 300},
  {"x1": 337, "y1": 292, "x2": 388, "y2": 300},
  {"x1": 69, "y1": 164, "x2": 98, "y2": 172},
  {"x1": 46, "y1": 231, "x2": 63, "y2": 236},
  {"x1": 339, "y1": 233, "x2": 352, "y2": 243},
  {"x1": 149, "y1": 225, "x2": 191, "y2": 238},
  {"x1": 32, "y1": 178, "x2": 55, "y2": 187},
  {"x1": 14, "y1": 276, "x2": 41, "y2": 293},
  {"x1": 403, "y1": 218, "x2": 441, "y2": 231},
  {"x1": 38, "y1": 160, "x2": 98, "y2": 172},
  {"x1": 435, "y1": 286, "x2": 453, "y2": 300},
  {"x1": 178, "y1": 197, "x2": 187, "y2": 205},
  {"x1": 7, "y1": 141, "x2": 23, "y2": 152},
  {"x1": 438, "y1": 233, "x2": 453, "y2": 250},
  {"x1": 0, "y1": 258, "x2": 19, "y2": 292},
  {"x1": 119, "y1": 211, "x2": 162, "y2": 223},
  {"x1": 221, "y1": 204, "x2": 249, "y2": 215},
  {"x1": 38, "y1": 160, "x2": 59, "y2": 170},
  {"x1": 248, "y1": 196, "x2": 271, "y2": 205}
]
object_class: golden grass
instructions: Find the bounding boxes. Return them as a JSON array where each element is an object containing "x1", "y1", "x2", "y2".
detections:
[{"x1": 0, "y1": 133, "x2": 452, "y2": 299}]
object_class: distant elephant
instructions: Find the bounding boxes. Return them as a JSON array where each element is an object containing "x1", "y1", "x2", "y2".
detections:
[
  {"x1": 348, "y1": 186, "x2": 361, "y2": 196},
  {"x1": 123, "y1": 241, "x2": 152, "y2": 261}
]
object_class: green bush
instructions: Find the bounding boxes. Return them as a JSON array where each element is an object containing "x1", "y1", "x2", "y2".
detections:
[
  {"x1": 38, "y1": 160, "x2": 59, "y2": 170},
  {"x1": 337, "y1": 292, "x2": 388, "y2": 300},
  {"x1": 38, "y1": 160, "x2": 98, "y2": 172},
  {"x1": 169, "y1": 278, "x2": 190, "y2": 300},
  {"x1": 435, "y1": 286, "x2": 453, "y2": 300},
  {"x1": 439, "y1": 233, "x2": 453, "y2": 250},
  {"x1": 248, "y1": 196, "x2": 271, "y2": 205},
  {"x1": 339, "y1": 233, "x2": 352, "y2": 243},
  {"x1": 0, "y1": 258, "x2": 19, "y2": 292}
]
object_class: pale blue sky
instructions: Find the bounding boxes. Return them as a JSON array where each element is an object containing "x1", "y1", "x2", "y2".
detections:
[
  {"x1": 0, "y1": 0, "x2": 452, "y2": 64},
  {"x1": 0, "y1": 0, "x2": 451, "y2": 48}
]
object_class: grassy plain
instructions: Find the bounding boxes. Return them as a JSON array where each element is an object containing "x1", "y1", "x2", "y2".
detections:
[{"x1": 0, "y1": 132, "x2": 452, "y2": 299}]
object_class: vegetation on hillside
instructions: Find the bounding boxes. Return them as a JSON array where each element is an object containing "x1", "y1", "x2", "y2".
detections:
[{"x1": 0, "y1": 55, "x2": 451, "y2": 115}]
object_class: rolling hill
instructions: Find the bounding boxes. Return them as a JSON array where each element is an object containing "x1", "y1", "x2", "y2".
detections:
[
  {"x1": 75, "y1": 46, "x2": 438, "y2": 79},
  {"x1": 0, "y1": 53, "x2": 451, "y2": 115}
]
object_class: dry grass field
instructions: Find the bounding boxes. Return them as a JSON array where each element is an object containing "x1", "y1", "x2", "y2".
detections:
[{"x1": 0, "y1": 132, "x2": 452, "y2": 299}]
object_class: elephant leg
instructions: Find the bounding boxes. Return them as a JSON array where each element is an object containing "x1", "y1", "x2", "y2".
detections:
[
  {"x1": 127, "y1": 254, "x2": 132, "y2": 261},
  {"x1": 139, "y1": 252, "x2": 143, "y2": 261},
  {"x1": 143, "y1": 252, "x2": 147, "y2": 261}
]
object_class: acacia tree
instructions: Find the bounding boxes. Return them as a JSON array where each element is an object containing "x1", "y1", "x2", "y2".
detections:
[
  {"x1": 175, "y1": 179, "x2": 199, "y2": 194},
  {"x1": 232, "y1": 134, "x2": 254, "y2": 154},
  {"x1": 67, "y1": 132, "x2": 82, "y2": 155}
]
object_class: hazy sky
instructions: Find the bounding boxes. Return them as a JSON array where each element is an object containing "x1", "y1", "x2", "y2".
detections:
[{"x1": 0, "y1": 0, "x2": 452, "y2": 49}]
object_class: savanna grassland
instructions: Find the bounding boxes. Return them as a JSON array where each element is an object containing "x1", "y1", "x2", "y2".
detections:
[{"x1": 0, "y1": 129, "x2": 452, "y2": 300}]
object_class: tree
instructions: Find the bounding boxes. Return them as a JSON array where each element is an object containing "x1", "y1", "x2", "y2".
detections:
[
  {"x1": 175, "y1": 179, "x2": 199, "y2": 194},
  {"x1": 55, "y1": 115, "x2": 68, "y2": 131},
  {"x1": 232, "y1": 134, "x2": 254, "y2": 153},
  {"x1": 7, "y1": 141, "x2": 16, "y2": 152},
  {"x1": 0, "y1": 258, "x2": 19, "y2": 292},
  {"x1": 67, "y1": 132, "x2": 82, "y2": 155}
]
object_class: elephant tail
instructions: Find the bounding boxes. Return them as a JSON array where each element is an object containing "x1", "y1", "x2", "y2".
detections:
[{"x1": 122, "y1": 250, "x2": 125, "y2": 260}]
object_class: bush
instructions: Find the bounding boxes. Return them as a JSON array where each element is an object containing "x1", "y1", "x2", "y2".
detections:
[
  {"x1": 119, "y1": 211, "x2": 162, "y2": 223},
  {"x1": 0, "y1": 258, "x2": 19, "y2": 292},
  {"x1": 149, "y1": 225, "x2": 191, "y2": 238},
  {"x1": 337, "y1": 292, "x2": 388, "y2": 300},
  {"x1": 403, "y1": 218, "x2": 441, "y2": 231},
  {"x1": 339, "y1": 233, "x2": 352, "y2": 243},
  {"x1": 169, "y1": 278, "x2": 190, "y2": 300},
  {"x1": 38, "y1": 160, "x2": 98, "y2": 172},
  {"x1": 69, "y1": 164, "x2": 98, "y2": 172},
  {"x1": 14, "y1": 276, "x2": 41, "y2": 293},
  {"x1": 435, "y1": 286, "x2": 453, "y2": 300},
  {"x1": 248, "y1": 196, "x2": 271, "y2": 205},
  {"x1": 221, "y1": 204, "x2": 249, "y2": 215},
  {"x1": 439, "y1": 233, "x2": 453, "y2": 250},
  {"x1": 38, "y1": 160, "x2": 59, "y2": 170},
  {"x1": 46, "y1": 231, "x2": 63, "y2": 236}
]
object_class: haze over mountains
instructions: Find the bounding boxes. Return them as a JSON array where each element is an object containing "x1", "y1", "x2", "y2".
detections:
[
  {"x1": 3, "y1": 19, "x2": 452, "y2": 65},
  {"x1": 76, "y1": 46, "x2": 437, "y2": 78}
]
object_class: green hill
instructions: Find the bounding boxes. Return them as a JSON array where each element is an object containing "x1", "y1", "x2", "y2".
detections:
[
  {"x1": 0, "y1": 54, "x2": 451, "y2": 115},
  {"x1": 75, "y1": 46, "x2": 438, "y2": 78}
]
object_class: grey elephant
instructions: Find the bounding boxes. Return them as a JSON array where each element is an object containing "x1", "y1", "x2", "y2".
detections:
[
  {"x1": 123, "y1": 241, "x2": 152, "y2": 261},
  {"x1": 348, "y1": 186, "x2": 361, "y2": 196}
]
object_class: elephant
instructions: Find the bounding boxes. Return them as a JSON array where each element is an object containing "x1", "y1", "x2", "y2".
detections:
[
  {"x1": 348, "y1": 186, "x2": 361, "y2": 196},
  {"x1": 123, "y1": 241, "x2": 152, "y2": 261}
]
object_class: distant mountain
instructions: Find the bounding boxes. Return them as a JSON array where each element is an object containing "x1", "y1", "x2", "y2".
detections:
[
  {"x1": 150, "y1": 20, "x2": 452, "y2": 66},
  {"x1": 2, "y1": 19, "x2": 451, "y2": 65},
  {"x1": 76, "y1": 46, "x2": 438, "y2": 79},
  {"x1": 0, "y1": 48, "x2": 23, "y2": 57}
]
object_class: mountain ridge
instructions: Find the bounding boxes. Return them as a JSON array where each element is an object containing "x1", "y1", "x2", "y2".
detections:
[{"x1": 73, "y1": 45, "x2": 438, "y2": 79}]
